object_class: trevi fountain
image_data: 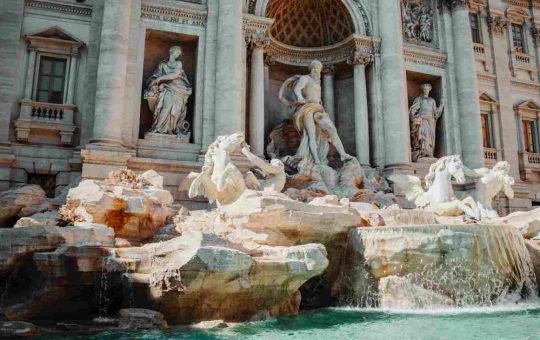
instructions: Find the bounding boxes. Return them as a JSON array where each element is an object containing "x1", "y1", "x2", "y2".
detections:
[{"x1": 2, "y1": 0, "x2": 540, "y2": 339}]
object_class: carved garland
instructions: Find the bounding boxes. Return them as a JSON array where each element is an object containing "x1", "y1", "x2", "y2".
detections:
[
  {"x1": 487, "y1": 14, "x2": 509, "y2": 36},
  {"x1": 265, "y1": 34, "x2": 378, "y2": 66},
  {"x1": 24, "y1": 0, "x2": 92, "y2": 17}
]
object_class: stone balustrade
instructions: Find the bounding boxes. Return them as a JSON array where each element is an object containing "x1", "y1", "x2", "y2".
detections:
[
  {"x1": 473, "y1": 43, "x2": 485, "y2": 55},
  {"x1": 14, "y1": 99, "x2": 76, "y2": 146},
  {"x1": 483, "y1": 147, "x2": 500, "y2": 167},
  {"x1": 519, "y1": 152, "x2": 540, "y2": 181}
]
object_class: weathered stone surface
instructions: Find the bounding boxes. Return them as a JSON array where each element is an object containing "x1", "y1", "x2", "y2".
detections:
[
  {"x1": 0, "y1": 320, "x2": 39, "y2": 338},
  {"x1": 115, "y1": 231, "x2": 328, "y2": 323},
  {"x1": 60, "y1": 170, "x2": 175, "y2": 242},
  {"x1": 525, "y1": 240, "x2": 540, "y2": 289},
  {"x1": 503, "y1": 208, "x2": 540, "y2": 239},
  {"x1": 191, "y1": 319, "x2": 230, "y2": 329},
  {"x1": 118, "y1": 308, "x2": 168, "y2": 330},
  {"x1": 337, "y1": 224, "x2": 537, "y2": 307},
  {"x1": 379, "y1": 275, "x2": 452, "y2": 309},
  {"x1": 14, "y1": 210, "x2": 63, "y2": 228},
  {"x1": 0, "y1": 224, "x2": 114, "y2": 272},
  {"x1": 0, "y1": 185, "x2": 49, "y2": 226}
]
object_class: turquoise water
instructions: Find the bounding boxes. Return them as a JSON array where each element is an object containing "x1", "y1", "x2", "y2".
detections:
[{"x1": 37, "y1": 305, "x2": 540, "y2": 340}]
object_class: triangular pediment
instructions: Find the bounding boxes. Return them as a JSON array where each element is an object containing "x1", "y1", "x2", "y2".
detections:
[
  {"x1": 517, "y1": 100, "x2": 540, "y2": 111},
  {"x1": 479, "y1": 92, "x2": 497, "y2": 103},
  {"x1": 26, "y1": 26, "x2": 82, "y2": 43}
]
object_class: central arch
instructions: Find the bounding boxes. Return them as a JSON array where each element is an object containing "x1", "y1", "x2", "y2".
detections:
[{"x1": 251, "y1": 0, "x2": 371, "y2": 37}]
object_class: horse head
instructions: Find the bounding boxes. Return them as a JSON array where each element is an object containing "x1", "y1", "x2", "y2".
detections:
[{"x1": 425, "y1": 155, "x2": 466, "y2": 187}]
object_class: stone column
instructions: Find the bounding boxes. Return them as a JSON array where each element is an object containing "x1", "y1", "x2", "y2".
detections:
[
  {"x1": 322, "y1": 65, "x2": 336, "y2": 122},
  {"x1": 66, "y1": 52, "x2": 78, "y2": 104},
  {"x1": 516, "y1": 111, "x2": 524, "y2": 152},
  {"x1": 348, "y1": 52, "x2": 373, "y2": 165},
  {"x1": 23, "y1": 47, "x2": 37, "y2": 99},
  {"x1": 378, "y1": 0, "x2": 410, "y2": 172},
  {"x1": 247, "y1": 33, "x2": 269, "y2": 156},
  {"x1": 487, "y1": 12, "x2": 520, "y2": 177},
  {"x1": 214, "y1": 0, "x2": 244, "y2": 135},
  {"x1": 448, "y1": 0, "x2": 483, "y2": 168},
  {"x1": 89, "y1": 0, "x2": 132, "y2": 147}
]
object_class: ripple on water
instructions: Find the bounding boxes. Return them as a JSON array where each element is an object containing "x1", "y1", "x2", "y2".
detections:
[{"x1": 34, "y1": 305, "x2": 540, "y2": 340}]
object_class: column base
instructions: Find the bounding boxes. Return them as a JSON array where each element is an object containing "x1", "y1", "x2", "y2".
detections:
[
  {"x1": 382, "y1": 163, "x2": 413, "y2": 177},
  {"x1": 0, "y1": 143, "x2": 15, "y2": 191},
  {"x1": 81, "y1": 147, "x2": 135, "y2": 180}
]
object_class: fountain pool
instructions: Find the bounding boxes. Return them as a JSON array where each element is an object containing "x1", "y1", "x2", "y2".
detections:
[{"x1": 33, "y1": 305, "x2": 540, "y2": 339}]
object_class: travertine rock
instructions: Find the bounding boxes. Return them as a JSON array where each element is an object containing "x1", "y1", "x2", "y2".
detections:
[
  {"x1": 60, "y1": 170, "x2": 174, "y2": 242},
  {"x1": 115, "y1": 231, "x2": 328, "y2": 323},
  {"x1": 14, "y1": 210, "x2": 63, "y2": 228},
  {"x1": 0, "y1": 185, "x2": 49, "y2": 226},
  {"x1": 0, "y1": 320, "x2": 39, "y2": 338},
  {"x1": 118, "y1": 308, "x2": 168, "y2": 330},
  {"x1": 379, "y1": 276, "x2": 452, "y2": 309},
  {"x1": 337, "y1": 224, "x2": 537, "y2": 307},
  {"x1": 503, "y1": 208, "x2": 540, "y2": 239},
  {"x1": 0, "y1": 224, "x2": 114, "y2": 272}
]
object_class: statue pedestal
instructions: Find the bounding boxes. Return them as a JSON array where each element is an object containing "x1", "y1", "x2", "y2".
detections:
[
  {"x1": 145, "y1": 132, "x2": 190, "y2": 144},
  {"x1": 411, "y1": 157, "x2": 438, "y2": 179}
]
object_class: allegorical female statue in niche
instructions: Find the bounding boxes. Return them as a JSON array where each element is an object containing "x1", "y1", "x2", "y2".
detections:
[
  {"x1": 144, "y1": 45, "x2": 192, "y2": 141},
  {"x1": 409, "y1": 83, "x2": 444, "y2": 162}
]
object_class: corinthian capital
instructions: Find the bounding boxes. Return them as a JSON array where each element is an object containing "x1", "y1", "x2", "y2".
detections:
[
  {"x1": 488, "y1": 14, "x2": 509, "y2": 36},
  {"x1": 245, "y1": 31, "x2": 270, "y2": 50},
  {"x1": 444, "y1": 0, "x2": 468, "y2": 11},
  {"x1": 347, "y1": 51, "x2": 374, "y2": 66}
]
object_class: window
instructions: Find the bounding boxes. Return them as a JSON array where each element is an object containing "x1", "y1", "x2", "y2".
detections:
[
  {"x1": 522, "y1": 120, "x2": 538, "y2": 153},
  {"x1": 481, "y1": 112, "x2": 495, "y2": 148},
  {"x1": 36, "y1": 57, "x2": 67, "y2": 104},
  {"x1": 27, "y1": 173, "x2": 56, "y2": 198},
  {"x1": 512, "y1": 24, "x2": 526, "y2": 53},
  {"x1": 469, "y1": 13, "x2": 482, "y2": 44}
]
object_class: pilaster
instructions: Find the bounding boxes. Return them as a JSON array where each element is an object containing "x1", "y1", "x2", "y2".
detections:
[
  {"x1": 488, "y1": 11, "x2": 521, "y2": 179},
  {"x1": 347, "y1": 52, "x2": 373, "y2": 166}
]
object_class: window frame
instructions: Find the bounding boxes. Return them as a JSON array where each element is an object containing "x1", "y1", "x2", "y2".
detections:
[
  {"x1": 35, "y1": 56, "x2": 68, "y2": 104},
  {"x1": 480, "y1": 111, "x2": 495, "y2": 149},
  {"x1": 511, "y1": 23, "x2": 527, "y2": 53},
  {"x1": 32, "y1": 52, "x2": 69, "y2": 104},
  {"x1": 522, "y1": 119, "x2": 538, "y2": 153},
  {"x1": 469, "y1": 12, "x2": 483, "y2": 44}
]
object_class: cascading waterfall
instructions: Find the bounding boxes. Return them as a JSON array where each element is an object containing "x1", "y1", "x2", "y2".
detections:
[{"x1": 338, "y1": 224, "x2": 538, "y2": 309}]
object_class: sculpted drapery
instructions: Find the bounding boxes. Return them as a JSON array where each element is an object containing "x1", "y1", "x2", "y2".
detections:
[{"x1": 144, "y1": 46, "x2": 192, "y2": 139}]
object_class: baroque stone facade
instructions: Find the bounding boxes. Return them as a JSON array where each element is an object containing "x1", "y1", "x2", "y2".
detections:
[{"x1": 0, "y1": 0, "x2": 539, "y2": 211}]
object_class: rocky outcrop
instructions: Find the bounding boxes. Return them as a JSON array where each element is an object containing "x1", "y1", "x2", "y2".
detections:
[
  {"x1": 0, "y1": 321, "x2": 39, "y2": 338},
  {"x1": 118, "y1": 309, "x2": 168, "y2": 330},
  {"x1": 60, "y1": 170, "x2": 175, "y2": 243},
  {"x1": 0, "y1": 224, "x2": 114, "y2": 272},
  {"x1": 14, "y1": 210, "x2": 64, "y2": 228},
  {"x1": 115, "y1": 231, "x2": 328, "y2": 323},
  {"x1": 0, "y1": 185, "x2": 49, "y2": 227},
  {"x1": 503, "y1": 208, "x2": 540, "y2": 239},
  {"x1": 0, "y1": 225, "x2": 327, "y2": 324},
  {"x1": 337, "y1": 224, "x2": 537, "y2": 308}
]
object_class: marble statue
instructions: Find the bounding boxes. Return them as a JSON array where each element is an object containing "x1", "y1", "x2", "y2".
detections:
[
  {"x1": 241, "y1": 145, "x2": 286, "y2": 193},
  {"x1": 389, "y1": 155, "x2": 479, "y2": 219},
  {"x1": 185, "y1": 133, "x2": 246, "y2": 206},
  {"x1": 183, "y1": 133, "x2": 286, "y2": 206},
  {"x1": 401, "y1": 1, "x2": 434, "y2": 44},
  {"x1": 278, "y1": 60, "x2": 353, "y2": 165},
  {"x1": 144, "y1": 46, "x2": 192, "y2": 142},
  {"x1": 464, "y1": 161, "x2": 515, "y2": 219},
  {"x1": 409, "y1": 83, "x2": 444, "y2": 161}
]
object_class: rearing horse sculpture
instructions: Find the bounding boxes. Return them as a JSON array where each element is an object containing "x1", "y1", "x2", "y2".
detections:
[{"x1": 389, "y1": 155, "x2": 479, "y2": 219}]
